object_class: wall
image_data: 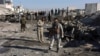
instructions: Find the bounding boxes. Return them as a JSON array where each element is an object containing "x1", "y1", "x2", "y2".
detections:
[
  {"x1": 0, "y1": 0, "x2": 5, "y2": 4},
  {"x1": 85, "y1": 3, "x2": 97, "y2": 15},
  {"x1": 97, "y1": 3, "x2": 100, "y2": 11}
]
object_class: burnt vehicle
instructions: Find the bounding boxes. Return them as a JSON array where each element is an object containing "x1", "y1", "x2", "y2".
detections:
[
  {"x1": 5, "y1": 14, "x2": 19, "y2": 23},
  {"x1": 63, "y1": 21, "x2": 99, "y2": 42},
  {"x1": 48, "y1": 20, "x2": 100, "y2": 43}
]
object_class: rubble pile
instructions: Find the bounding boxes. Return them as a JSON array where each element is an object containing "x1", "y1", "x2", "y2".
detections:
[
  {"x1": 80, "y1": 11, "x2": 100, "y2": 26},
  {"x1": 0, "y1": 7, "x2": 13, "y2": 15},
  {"x1": 79, "y1": 12, "x2": 100, "y2": 37}
]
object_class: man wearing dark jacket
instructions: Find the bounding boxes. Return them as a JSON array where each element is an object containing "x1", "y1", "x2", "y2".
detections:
[{"x1": 49, "y1": 18, "x2": 64, "y2": 53}]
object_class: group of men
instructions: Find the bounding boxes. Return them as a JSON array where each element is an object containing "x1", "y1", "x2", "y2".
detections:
[
  {"x1": 37, "y1": 17, "x2": 64, "y2": 53},
  {"x1": 19, "y1": 12, "x2": 100, "y2": 53},
  {"x1": 20, "y1": 15, "x2": 64, "y2": 53}
]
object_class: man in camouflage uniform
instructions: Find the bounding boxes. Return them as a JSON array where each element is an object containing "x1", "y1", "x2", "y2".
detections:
[{"x1": 20, "y1": 15, "x2": 27, "y2": 32}]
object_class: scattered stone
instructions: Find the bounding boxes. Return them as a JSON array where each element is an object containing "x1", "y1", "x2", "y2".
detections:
[
  {"x1": 35, "y1": 51, "x2": 40, "y2": 54},
  {"x1": 0, "y1": 47, "x2": 10, "y2": 54},
  {"x1": 13, "y1": 55, "x2": 17, "y2": 56}
]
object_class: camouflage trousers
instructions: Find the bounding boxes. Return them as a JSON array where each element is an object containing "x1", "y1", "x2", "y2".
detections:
[{"x1": 21, "y1": 24, "x2": 26, "y2": 32}]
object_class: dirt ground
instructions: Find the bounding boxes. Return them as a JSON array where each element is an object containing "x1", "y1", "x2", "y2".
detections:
[{"x1": 0, "y1": 21, "x2": 100, "y2": 56}]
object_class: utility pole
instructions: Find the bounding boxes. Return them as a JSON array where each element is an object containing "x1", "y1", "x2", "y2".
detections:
[{"x1": 67, "y1": 7, "x2": 69, "y2": 21}]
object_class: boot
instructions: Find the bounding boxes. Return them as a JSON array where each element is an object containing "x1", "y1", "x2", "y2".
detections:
[
  {"x1": 57, "y1": 48, "x2": 59, "y2": 53},
  {"x1": 49, "y1": 47, "x2": 51, "y2": 50}
]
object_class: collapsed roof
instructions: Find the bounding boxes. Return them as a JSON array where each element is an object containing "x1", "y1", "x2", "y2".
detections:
[{"x1": 0, "y1": 6, "x2": 13, "y2": 15}]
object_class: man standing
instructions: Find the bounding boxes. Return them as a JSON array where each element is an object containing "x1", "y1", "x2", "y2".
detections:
[
  {"x1": 49, "y1": 18, "x2": 64, "y2": 53},
  {"x1": 20, "y1": 15, "x2": 26, "y2": 32},
  {"x1": 37, "y1": 17, "x2": 45, "y2": 43}
]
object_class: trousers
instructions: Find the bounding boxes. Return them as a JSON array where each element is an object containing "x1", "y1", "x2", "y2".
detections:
[
  {"x1": 49, "y1": 34, "x2": 62, "y2": 49},
  {"x1": 37, "y1": 28, "x2": 44, "y2": 42},
  {"x1": 21, "y1": 24, "x2": 26, "y2": 32}
]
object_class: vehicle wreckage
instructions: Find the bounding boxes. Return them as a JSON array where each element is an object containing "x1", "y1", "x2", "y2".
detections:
[{"x1": 48, "y1": 12, "x2": 100, "y2": 42}]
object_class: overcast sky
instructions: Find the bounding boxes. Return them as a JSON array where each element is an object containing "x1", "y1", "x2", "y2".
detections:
[{"x1": 13, "y1": 0, "x2": 100, "y2": 10}]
